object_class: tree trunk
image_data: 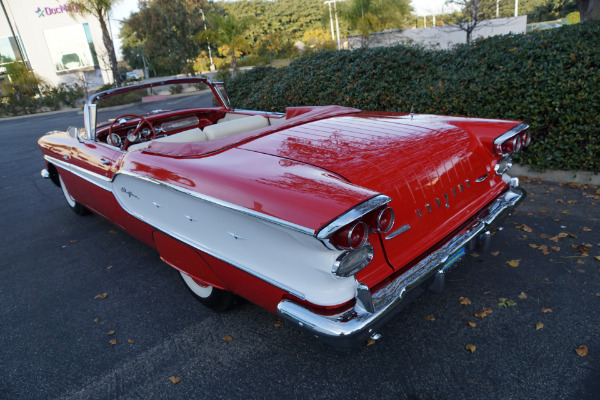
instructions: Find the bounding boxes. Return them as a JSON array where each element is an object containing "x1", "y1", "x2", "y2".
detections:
[
  {"x1": 578, "y1": 0, "x2": 600, "y2": 21},
  {"x1": 98, "y1": 13, "x2": 121, "y2": 85},
  {"x1": 231, "y1": 53, "x2": 238, "y2": 77}
]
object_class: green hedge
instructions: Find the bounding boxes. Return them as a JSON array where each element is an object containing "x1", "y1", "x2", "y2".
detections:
[{"x1": 228, "y1": 21, "x2": 600, "y2": 173}]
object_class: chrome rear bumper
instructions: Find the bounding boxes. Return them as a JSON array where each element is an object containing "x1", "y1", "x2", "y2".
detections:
[{"x1": 277, "y1": 183, "x2": 525, "y2": 347}]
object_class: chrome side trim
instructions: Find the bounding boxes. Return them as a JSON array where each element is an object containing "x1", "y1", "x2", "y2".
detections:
[
  {"x1": 44, "y1": 155, "x2": 112, "y2": 192},
  {"x1": 115, "y1": 170, "x2": 315, "y2": 237},
  {"x1": 277, "y1": 186, "x2": 525, "y2": 347},
  {"x1": 385, "y1": 224, "x2": 411, "y2": 240}
]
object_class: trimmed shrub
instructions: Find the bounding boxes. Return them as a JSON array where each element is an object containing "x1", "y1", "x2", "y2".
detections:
[{"x1": 228, "y1": 21, "x2": 600, "y2": 172}]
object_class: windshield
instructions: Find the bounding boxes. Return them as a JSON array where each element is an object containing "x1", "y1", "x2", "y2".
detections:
[{"x1": 94, "y1": 80, "x2": 222, "y2": 129}]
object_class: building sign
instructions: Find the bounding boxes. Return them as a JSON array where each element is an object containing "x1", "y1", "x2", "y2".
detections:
[{"x1": 35, "y1": 4, "x2": 79, "y2": 18}]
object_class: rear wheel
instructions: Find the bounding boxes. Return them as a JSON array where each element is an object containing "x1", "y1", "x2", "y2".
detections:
[
  {"x1": 59, "y1": 174, "x2": 89, "y2": 216},
  {"x1": 180, "y1": 272, "x2": 235, "y2": 312}
]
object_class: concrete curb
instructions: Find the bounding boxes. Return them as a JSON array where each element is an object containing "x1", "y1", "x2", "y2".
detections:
[{"x1": 512, "y1": 163, "x2": 600, "y2": 185}]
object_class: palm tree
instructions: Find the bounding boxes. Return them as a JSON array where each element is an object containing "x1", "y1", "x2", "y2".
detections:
[
  {"x1": 66, "y1": 0, "x2": 122, "y2": 84},
  {"x1": 197, "y1": 14, "x2": 255, "y2": 76}
]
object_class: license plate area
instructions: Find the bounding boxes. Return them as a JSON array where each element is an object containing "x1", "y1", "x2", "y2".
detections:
[{"x1": 441, "y1": 246, "x2": 466, "y2": 272}]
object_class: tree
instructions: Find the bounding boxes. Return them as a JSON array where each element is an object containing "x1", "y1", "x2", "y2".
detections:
[
  {"x1": 577, "y1": 0, "x2": 600, "y2": 20},
  {"x1": 197, "y1": 14, "x2": 255, "y2": 76},
  {"x1": 446, "y1": 0, "x2": 497, "y2": 44},
  {"x1": 341, "y1": 0, "x2": 413, "y2": 47},
  {"x1": 120, "y1": 0, "x2": 218, "y2": 77},
  {"x1": 66, "y1": 0, "x2": 122, "y2": 85}
]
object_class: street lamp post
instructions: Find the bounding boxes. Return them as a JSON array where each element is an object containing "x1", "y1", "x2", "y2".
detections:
[{"x1": 324, "y1": 0, "x2": 342, "y2": 50}]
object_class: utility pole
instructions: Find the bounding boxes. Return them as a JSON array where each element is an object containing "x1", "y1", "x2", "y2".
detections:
[
  {"x1": 515, "y1": 0, "x2": 518, "y2": 16},
  {"x1": 324, "y1": 0, "x2": 342, "y2": 50},
  {"x1": 496, "y1": 0, "x2": 500, "y2": 18}
]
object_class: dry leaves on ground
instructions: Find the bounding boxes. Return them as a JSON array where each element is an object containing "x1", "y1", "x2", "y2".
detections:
[
  {"x1": 536, "y1": 322, "x2": 544, "y2": 330},
  {"x1": 274, "y1": 321, "x2": 283, "y2": 327},
  {"x1": 95, "y1": 293, "x2": 108, "y2": 299},
  {"x1": 474, "y1": 311, "x2": 487, "y2": 319},
  {"x1": 465, "y1": 344, "x2": 477, "y2": 353},
  {"x1": 518, "y1": 292, "x2": 527, "y2": 299},
  {"x1": 516, "y1": 224, "x2": 533, "y2": 232},
  {"x1": 108, "y1": 330, "x2": 115, "y2": 335},
  {"x1": 491, "y1": 251, "x2": 500, "y2": 256},
  {"x1": 222, "y1": 335, "x2": 234, "y2": 342},
  {"x1": 458, "y1": 297, "x2": 471, "y2": 305},
  {"x1": 108, "y1": 339, "x2": 116, "y2": 346},
  {"x1": 575, "y1": 345, "x2": 588, "y2": 357},
  {"x1": 506, "y1": 260, "x2": 520, "y2": 267},
  {"x1": 483, "y1": 307, "x2": 493, "y2": 313},
  {"x1": 466, "y1": 321, "x2": 477, "y2": 327},
  {"x1": 425, "y1": 314, "x2": 435, "y2": 321},
  {"x1": 498, "y1": 298, "x2": 516, "y2": 307},
  {"x1": 169, "y1": 376, "x2": 182, "y2": 384},
  {"x1": 541, "y1": 307, "x2": 553, "y2": 313}
]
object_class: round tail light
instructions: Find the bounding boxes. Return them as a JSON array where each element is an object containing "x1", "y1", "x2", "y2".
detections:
[
  {"x1": 330, "y1": 222, "x2": 368, "y2": 250},
  {"x1": 375, "y1": 207, "x2": 395, "y2": 234},
  {"x1": 521, "y1": 130, "x2": 531, "y2": 147}
]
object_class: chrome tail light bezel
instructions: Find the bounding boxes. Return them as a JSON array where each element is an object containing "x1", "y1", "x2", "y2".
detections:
[{"x1": 493, "y1": 123, "x2": 530, "y2": 155}]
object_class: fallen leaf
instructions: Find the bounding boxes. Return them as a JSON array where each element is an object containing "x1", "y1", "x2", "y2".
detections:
[
  {"x1": 506, "y1": 260, "x2": 520, "y2": 267},
  {"x1": 528, "y1": 243, "x2": 539, "y2": 249},
  {"x1": 583, "y1": 227, "x2": 592, "y2": 232},
  {"x1": 553, "y1": 219, "x2": 560, "y2": 222},
  {"x1": 70, "y1": 239, "x2": 78, "y2": 243},
  {"x1": 596, "y1": 293, "x2": 600, "y2": 296},
  {"x1": 474, "y1": 311, "x2": 487, "y2": 319},
  {"x1": 94, "y1": 318, "x2": 100, "y2": 323},
  {"x1": 108, "y1": 339, "x2": 116, "y2": 346},
  {"x1": 550, "y1": 232, "x2": 569, "y2": 242},
  {"x1": 95, "y1": 293, "x2": 108, "y2": 299},
  {"x1": 554, "y1": 199, "x2": 564, "y2": 203},
  {"x1": 551, "y1": 246, "x2": 560, "y2": 252},
  {"x1": 222, "y1": 335, "x2": 233, "y2": 342},
  {"x1": 595, "y1": 256, "x2": 600, "y2": 262},
  {"x1": 425, "y1": 314, "x2": 435, "y2": 321},
  {"x1": 108, "y1": 330, "x2": 115, "y2": 335},
  {"x1": 561, "y1": 210, "x2": 569, "y2": 214},
  {"x1": 128, "y1": 339, "x2": 134, "y2": 343},
  {"x1": 567, "y1": 200, "x2": 578, "y2": 204},
  {"x1": 465, "y1": 344, "x2": 477, "y2": 353},
  {"x1": 274, "y1": 321, "x2": 283, "y2": 328},
  {"x1": 366, "y1": 338, "x2": 376, "y2": 347},
  {"x1": 517, "y1": 224, "x2": 533, "y2": 232},
  {"x1": 467, "y1": 321, "x2": 477, "y2": 327},
  {"x1": 541, "y1": 307, "x2": 553, "y2": 313},
  {"x1": 471, "y1": 252, "x2": 479, "y2": 258},
  {"x1": 459, "y1": 297, "x2": 472, "y2": 305},
  {"x1": 491, "y1": 251, "x2": 500, "y2": 256},
  {"x1": 536, "y1": 322, "x2": 544, "y2": 330},
  {"x1": 169, "y1": 376, "x2": 182, "y2": 384},
  {"x1": 483, "y1": 307, "x2": 493, "y2": 313},
  {"x1": 539, "y1": 245, "x2": 548, "y2": 252},
  {"x1": 577, "y1": 260, "x2": 585, "y2": 265},
  {"x1": 572, "y1": 244, "x2": 589, "y2": 254},
  {"x1": 540, "y1": 234, "x2": 549, "y2": 239},
  {"x1": 518, "y1": 292, "x2": 527, "y2": 300},
  {"x1": 575, "y1": 345, "x2": 588, "y2": 357}
]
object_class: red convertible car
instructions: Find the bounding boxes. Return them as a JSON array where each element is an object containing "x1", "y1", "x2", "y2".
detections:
[{"x1": 39, "y1": 77, "x2": 529, "y2": 346}]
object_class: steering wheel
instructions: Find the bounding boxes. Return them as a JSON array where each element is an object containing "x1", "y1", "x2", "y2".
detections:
[{"x1": 108, "y1": 114, "x2": 156, "y2": 150}]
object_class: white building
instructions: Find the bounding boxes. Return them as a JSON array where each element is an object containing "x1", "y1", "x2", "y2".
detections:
[
  {"x1": 0, "y1": 0, "x2": 114, "y2": 88},
  {"x1": 348, "y1": 16, "x2": 528, "y2": 50}
]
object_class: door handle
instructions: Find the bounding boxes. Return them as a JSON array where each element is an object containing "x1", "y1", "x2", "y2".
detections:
[{"x1": 100, "y1": 158, "x2": 111, "y2": 166}]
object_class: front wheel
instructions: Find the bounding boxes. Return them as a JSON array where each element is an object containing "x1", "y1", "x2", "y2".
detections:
[
  {"x1": 59, "y1": 174, "x2": 89, "y2": 216},
  {"x1": 180, "y1": 272, "x2": 235, "y2": 312}
]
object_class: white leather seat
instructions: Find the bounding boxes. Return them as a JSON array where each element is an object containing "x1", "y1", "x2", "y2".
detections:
[
  {"x1": 129, "y1": 128, "x2": 206, "y2": 150},
  {"x1": 203, "y1": 115, "x2": 269, "y2": 141}
]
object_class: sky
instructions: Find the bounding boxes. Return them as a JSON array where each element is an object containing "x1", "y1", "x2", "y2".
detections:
[{"x1": 108, "y1": 0, "x2": 455, "y2": 60}]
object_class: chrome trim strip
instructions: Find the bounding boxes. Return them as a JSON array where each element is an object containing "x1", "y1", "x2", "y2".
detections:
[
  {"x1": 44, "y1": 155, "x2": 112, "y2": 191},
  {"x1": 115, "y1": 170, "x2": 315, "y2": 237},
  {"x1": 385, "y1": 224, "x2": 411, "y2": 240},
  {"x1": 316, "y1": 195, "x2": 392, "y2": 241},
  {"x1": 277, "y1": 186, "x2": 525, "y2": 347}
]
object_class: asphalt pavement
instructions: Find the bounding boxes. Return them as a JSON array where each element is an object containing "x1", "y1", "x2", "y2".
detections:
[{"x1": 1, "y1": 111, "x2": 599, "y2": 400}]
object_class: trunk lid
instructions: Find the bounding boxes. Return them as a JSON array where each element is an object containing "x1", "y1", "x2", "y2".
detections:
[{"x1": 240, "y1": 113, "x2": 518, "y2": 272}]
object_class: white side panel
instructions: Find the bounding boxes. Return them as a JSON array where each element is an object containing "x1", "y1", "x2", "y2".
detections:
[
  {"x1": 112, "y1": 173, "x2": 357, "y2": 306},
  {"x1": 44, "y1": 155, "x2": 112, "y2": 192}
]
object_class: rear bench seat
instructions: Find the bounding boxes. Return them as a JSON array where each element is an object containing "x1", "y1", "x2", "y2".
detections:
[
  {"x1": 128, "y1": 114, "x2": 269, "y2": 151},
  {"x1": 203, "y1": 115, "x2": 269, "y2": 140}
]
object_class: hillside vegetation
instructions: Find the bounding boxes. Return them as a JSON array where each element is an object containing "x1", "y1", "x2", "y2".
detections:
[{"x1": 228, "y1": 21, "x2": 600, "y2": 172}]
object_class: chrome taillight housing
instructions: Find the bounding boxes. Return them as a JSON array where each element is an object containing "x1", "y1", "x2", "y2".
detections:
[
  {"x1": 330, "y1": 222, "x2": 369, "y2": 250},
  {"x1": 365, "y1": 206, "x2": 395, "y2": 234},
  {"x1": 493, "y1": 123, "x2": 530, "y2": 155}
]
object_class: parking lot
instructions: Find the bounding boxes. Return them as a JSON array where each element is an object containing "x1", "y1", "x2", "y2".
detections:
[{"x1": 1, "y1": 112, "x2": 598, "y2": 399}]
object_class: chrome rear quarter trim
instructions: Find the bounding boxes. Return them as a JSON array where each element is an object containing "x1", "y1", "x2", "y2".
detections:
[{"x1": 277, "y1": 186, "x2": 525, "y2": 347}]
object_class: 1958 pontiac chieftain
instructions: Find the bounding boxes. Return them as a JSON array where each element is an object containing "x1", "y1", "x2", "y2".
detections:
[{"x1": 38, "y1": 77, "x2": 529, "y2": 346}]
